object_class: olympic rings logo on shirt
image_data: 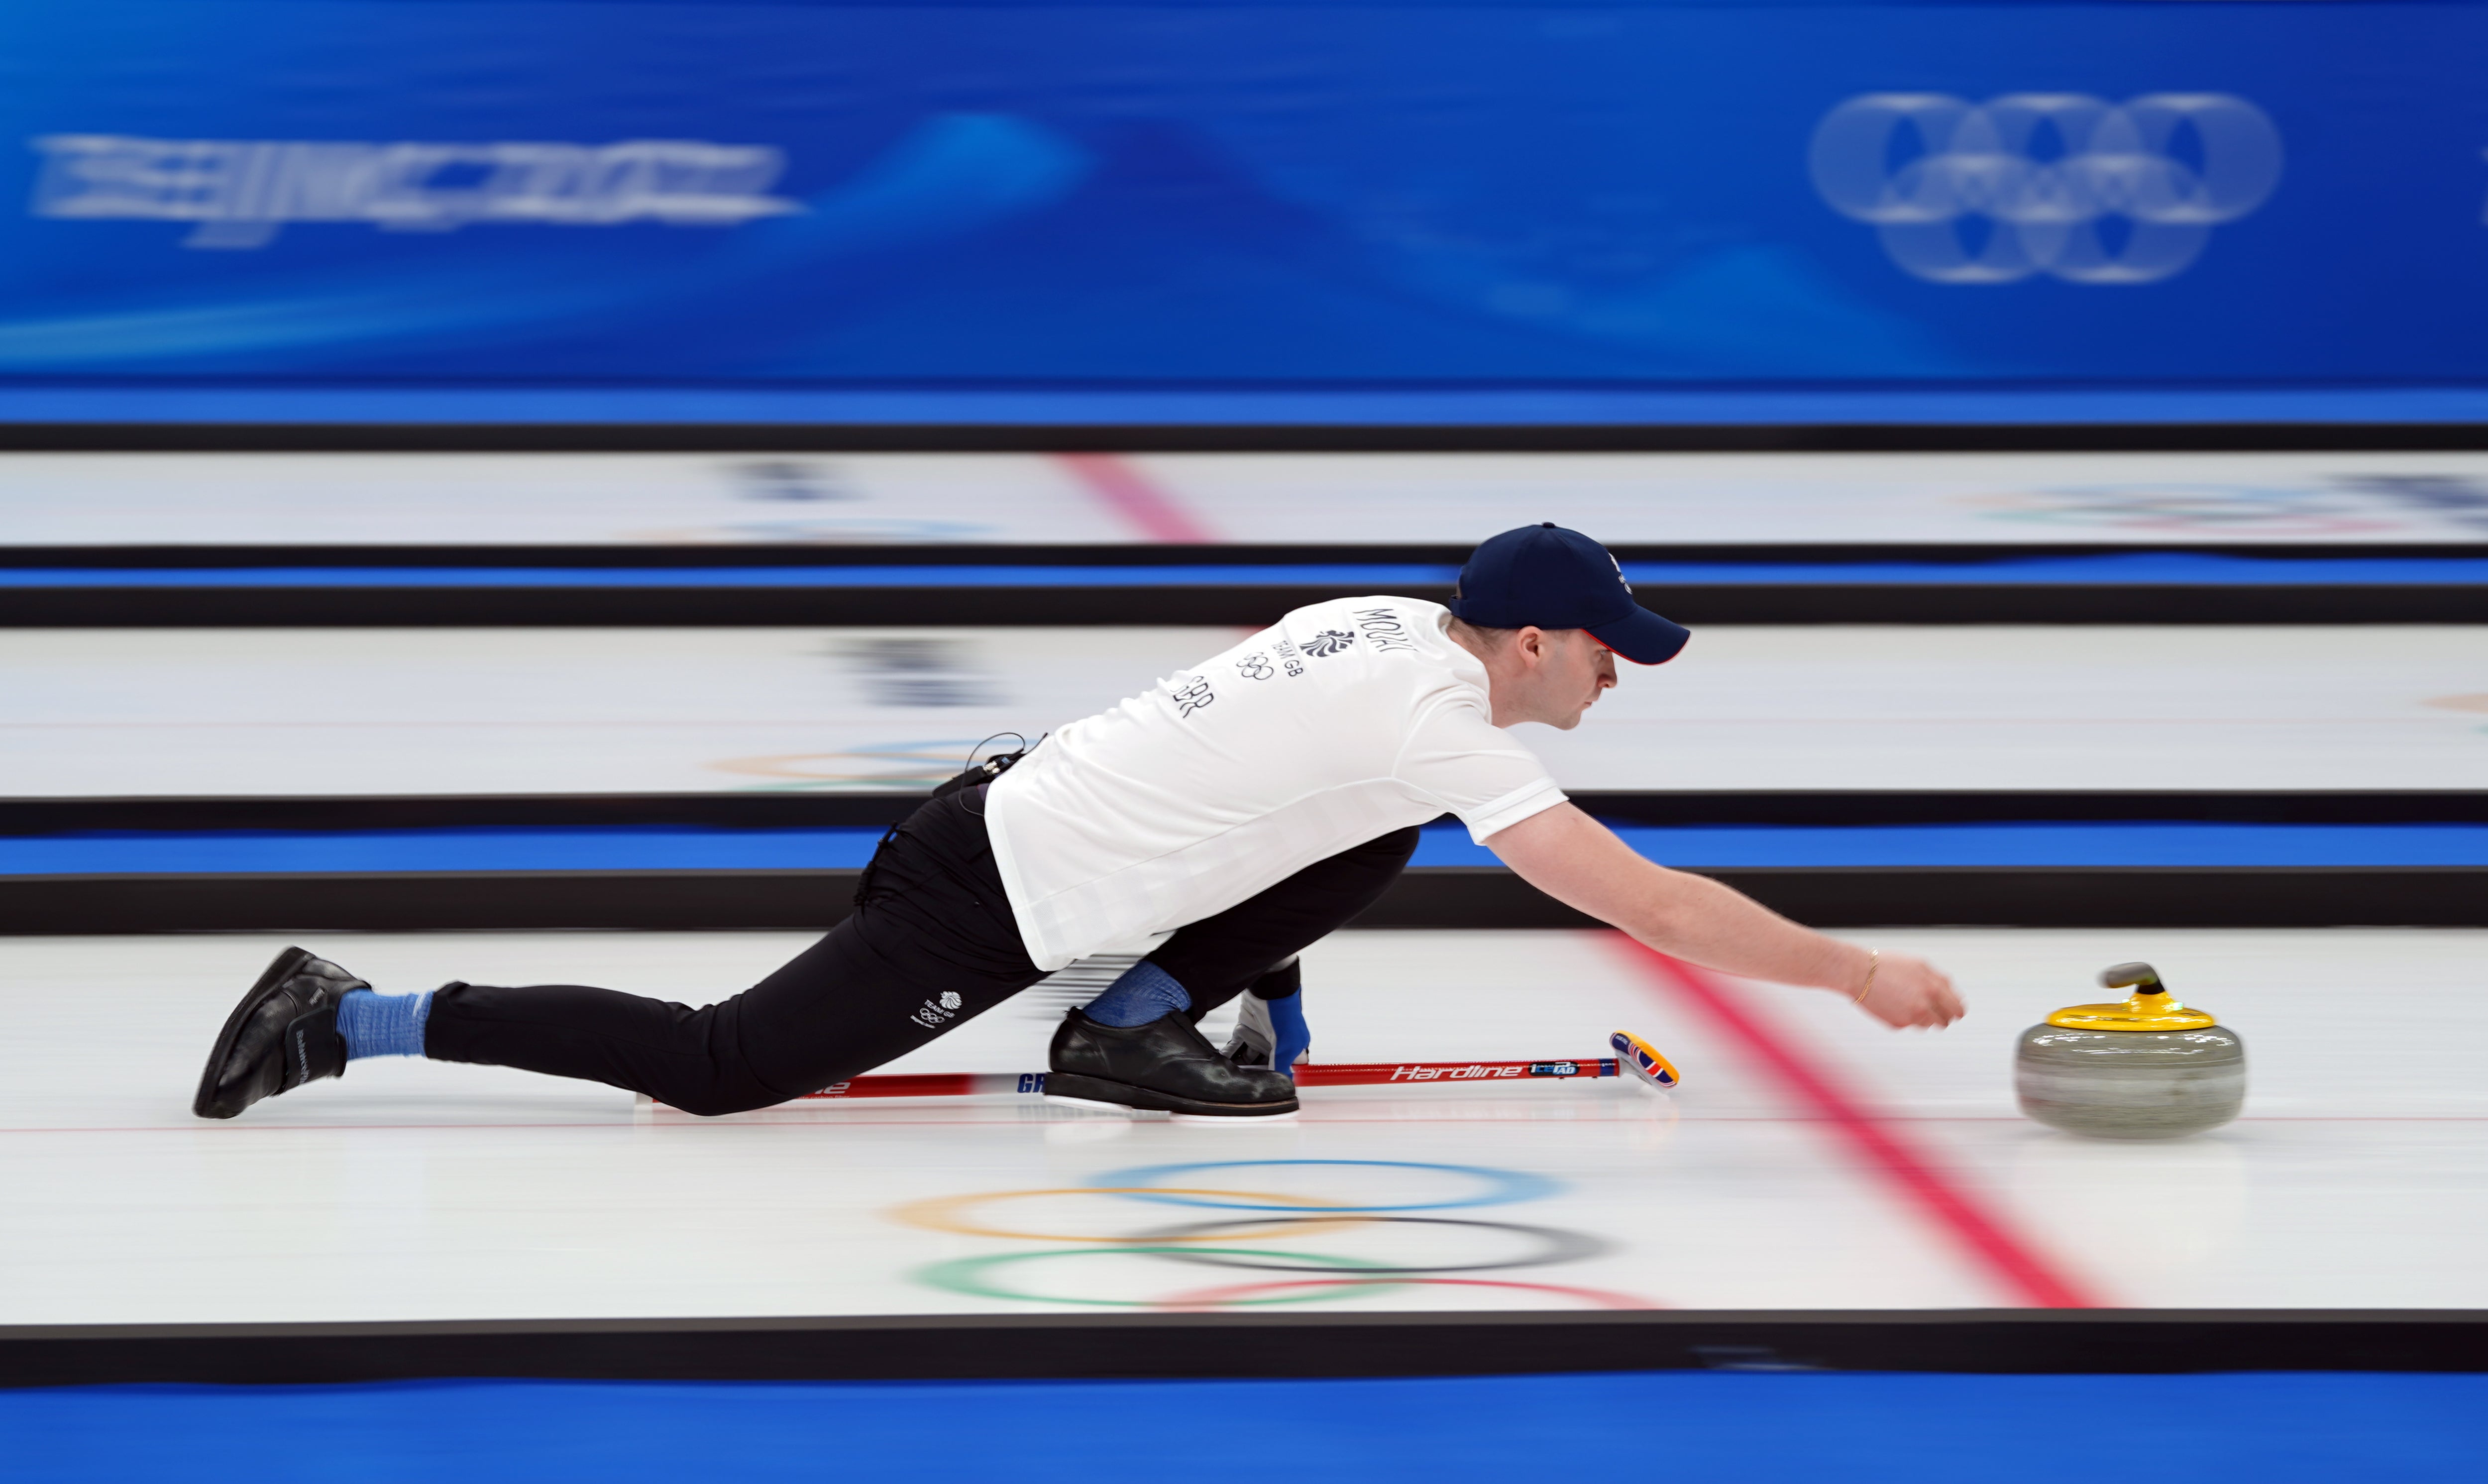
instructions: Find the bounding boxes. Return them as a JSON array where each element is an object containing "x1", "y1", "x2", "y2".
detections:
[
  {"x1": 1809, "y1": 92, "x2": 2283, "y2": 284},
  {"x1": 893, "y1": 1159, "x2": 1660, "y2": 1311}
]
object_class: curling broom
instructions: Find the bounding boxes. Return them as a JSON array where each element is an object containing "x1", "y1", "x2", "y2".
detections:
[{"x1": 760, "y1": 1029, "x2": 1681, "y2": 1101}]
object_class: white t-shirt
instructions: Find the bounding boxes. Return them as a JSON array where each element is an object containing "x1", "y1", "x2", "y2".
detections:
[{"x1": 983, "y1": 596, "x2": 1566, "y2": 971}]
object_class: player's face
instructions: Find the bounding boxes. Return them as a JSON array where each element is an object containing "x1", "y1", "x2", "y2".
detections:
[
  {"x1": 1542, "y1": 630, "x2": 1619, "y2": 730},
  {"x1": 1467, "y1": 623, "x2": 1621, "y2": 730}
]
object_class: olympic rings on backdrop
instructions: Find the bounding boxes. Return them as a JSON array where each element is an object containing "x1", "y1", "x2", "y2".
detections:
[
  {"x1": 1152, "y1": 1277, "x2": 1662, "y2": 1312},
  {"x1": 1093, "y1": 1160, "x2": 1559, "y2": 1213},
  {"x1": 915, "y1": 1247, "x2": 1403, "y2": 1308},
  {"x1": 1128, "y1": 1215, "x2": 1611, "y2": 1274},
  {"x1": 891, "y1": 1187, "x2": 1368, "y2": 1244},
  {"x1": 1809, "y1": 92, "x2": 2282, "y2": 284}
]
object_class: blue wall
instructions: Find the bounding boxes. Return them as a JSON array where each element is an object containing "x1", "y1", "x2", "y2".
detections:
[{"x1": 0, "y1": 2, "x2": 2480, "y2": 410}]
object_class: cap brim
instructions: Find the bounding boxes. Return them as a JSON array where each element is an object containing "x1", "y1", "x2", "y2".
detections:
[{"x1": 1587, "y1": 605, "x2": 1691, "y2": 666}]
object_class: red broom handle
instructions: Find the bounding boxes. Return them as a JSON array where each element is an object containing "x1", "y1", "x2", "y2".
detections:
[{"x1": 792, "y1": 1058, "x2": 1621, "y2": 1099}]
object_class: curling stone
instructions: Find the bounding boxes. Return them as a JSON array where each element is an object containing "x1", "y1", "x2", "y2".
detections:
[{"x1": 2014, "y1": 962, "x2": 2245, "y2": 1140}]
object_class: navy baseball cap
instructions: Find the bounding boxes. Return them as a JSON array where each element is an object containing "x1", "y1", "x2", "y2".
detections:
[{"x1": 1446, "y1": 523, "x2": 1691, "y2": 665}]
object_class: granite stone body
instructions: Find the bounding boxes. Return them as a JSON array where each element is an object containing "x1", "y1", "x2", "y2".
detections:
[{"x1": 2013, "y1": 1023, "x2": 2246, "y2": 1139}]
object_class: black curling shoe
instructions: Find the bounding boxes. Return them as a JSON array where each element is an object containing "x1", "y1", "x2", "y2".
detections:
[
  {"x1": 1047, "y1": 1008, "x2": 1299, "y2": 1119},
  {"x1": 191, "y1": 947, "x2": 368, "y2": 1119}
]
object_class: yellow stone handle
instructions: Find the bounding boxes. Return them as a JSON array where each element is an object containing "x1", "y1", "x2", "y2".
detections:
[
  {"x1": 2046, "y1": 960, "x2": 2219, "y2": 1032},
  {"x1": 2100, "y1": 961, "x2": 2165, "y2": 995}
]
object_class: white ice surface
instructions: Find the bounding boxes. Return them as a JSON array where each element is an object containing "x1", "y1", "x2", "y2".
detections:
[
  {"x1": 11, "y1": 449, "x2": 2488, "y2": 545},
  {"x1": 5, "y1": 625, "x2": 2487, "y2": 797},
  {"x1": 4, "y1": 928, "x2": 2480, "y2": 1323}
]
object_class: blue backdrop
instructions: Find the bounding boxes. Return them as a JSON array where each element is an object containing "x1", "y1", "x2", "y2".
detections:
[{"x1": 0, "y1": 2, "x2": 2482, "y2": 413}]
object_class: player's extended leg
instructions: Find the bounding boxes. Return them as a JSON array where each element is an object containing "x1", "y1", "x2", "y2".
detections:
[
  {"x1": 1146, "y1": 824, "x2": 1421, "y2": 1019},
  {"x1": 192, "y1": 789, "x2": 1046, "y2": 1119},
  {"x1": 1045, "y1": 825, "x2": 1421, "y2": 1117}
]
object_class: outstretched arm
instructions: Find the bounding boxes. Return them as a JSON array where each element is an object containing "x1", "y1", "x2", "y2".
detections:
[{"x1": 1487, "y1": 802, "x2": 1962, "y2": 1029}]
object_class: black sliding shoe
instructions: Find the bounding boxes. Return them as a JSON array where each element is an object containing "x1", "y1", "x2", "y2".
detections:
[
  {"x1": 191, "y1": 947, "x2": 368, "y2": 1120},
  {"x1": 1047, "y1": 1008, "x2": 1299, "y2": 1119}
]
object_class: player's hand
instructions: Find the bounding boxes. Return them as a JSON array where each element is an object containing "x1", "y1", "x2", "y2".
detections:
[{"x1": 1857, "y1": 952, "x2": 1962, "y2": 1030}]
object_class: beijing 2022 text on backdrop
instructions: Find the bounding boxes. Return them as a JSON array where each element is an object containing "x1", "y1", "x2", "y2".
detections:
[{"x1": 1, "y1": 1, "x2": 2484, "y2": 408}]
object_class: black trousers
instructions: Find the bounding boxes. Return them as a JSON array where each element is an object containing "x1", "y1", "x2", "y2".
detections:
[{"x1": 424, "y1": 787, "x2": 1420, "y2": 1115}]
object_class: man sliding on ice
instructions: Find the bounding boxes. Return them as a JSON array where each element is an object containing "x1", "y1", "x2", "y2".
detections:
[{"x1": 195, "y1": 523, "x2": 1962, "y2": 1122}]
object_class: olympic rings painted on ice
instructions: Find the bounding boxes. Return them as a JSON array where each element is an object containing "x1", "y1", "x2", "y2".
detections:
[
  {"x1": 914, "y1": 1247, "x2": 1402, "y2": 1308},
  {"x1": 1129, "y1": 1215, "x2": 1612, "y2": 1274},
  {"x1": 710, "y1": 741, "x2": 982, "y2": 789},
  {"x1": 1153, "y1": 1277, "x2": 1662, "y2": 1312},
  {"x1": 1809, "y1": 92, "x2": 2281, "y2": 284},
  {"x1": 1093, "y1": 1159, "x2": 1559, "y2": 1213},
  {"x1": 891, "y1": 1187, "x2": 1366, "y2": 1243},
  {"x1": 896, "y1": 1158, "x2": 1658, "y2": 1309}
]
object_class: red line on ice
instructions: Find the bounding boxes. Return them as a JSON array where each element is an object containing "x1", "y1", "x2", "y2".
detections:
[
  {"x1": 1053, "y1": 452, "x2": 1215, "y2": 543},
  {"x1": 1614, "y1": 938, "x2": 2102, "y2": 1309}
]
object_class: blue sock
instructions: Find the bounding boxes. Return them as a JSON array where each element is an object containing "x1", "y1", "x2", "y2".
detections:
[
  {"x1": 336, "y1": 988, "x2": 433, "y2": 1060},
  {"x1": 1263, "y1": 989, "x2": 1311, "y2": 1074},
  {"x1": 1081, "y1": 960, "x2": 1190, "y2": 1027}
]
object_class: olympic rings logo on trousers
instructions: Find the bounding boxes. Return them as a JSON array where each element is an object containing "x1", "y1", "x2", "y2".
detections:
[{"x1": 1809, "y1": 93, "x2": 2283, "y2": 284}]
